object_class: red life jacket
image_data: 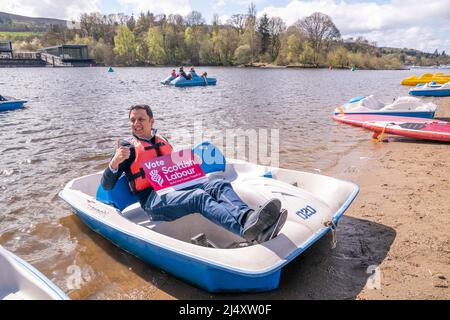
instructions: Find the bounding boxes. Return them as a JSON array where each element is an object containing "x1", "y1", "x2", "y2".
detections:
[{"x1": 128, "y1": 135, "x2": 173, "y2": 192}]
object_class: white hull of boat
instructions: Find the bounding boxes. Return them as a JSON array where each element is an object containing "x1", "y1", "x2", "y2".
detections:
[
  {"x1": 0, "y1": 246, "x2": 69, "y2": 300},
  {"x1": 59, "y1": 159, "x2": 359, "y2": 292},
  {"x1": 335, "y1": 95, "x2": 437, "y2": 118}
]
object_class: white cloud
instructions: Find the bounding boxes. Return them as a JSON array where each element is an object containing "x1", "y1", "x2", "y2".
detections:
[
  {"x1": 260, "y1": 0, "x2": 450, "y2": 52},
  {"x1": 117, "y1": 0, "x2": 192, "y2": 16},
  {"x1": 211, "y1": 0, "x2": 266, "y2": 14},
  {"x1": 216, "y1": 0, "x2": 266, "y2": 6},
  {"x1": 0, "y1": 0, "x2": 101, "y2": 20},
  {"x1": 350, "y1": 27, "x2": 450, "y2": 53},
  {"x1": 213, "y1": 0, "x2": 229, "y2": 12}
]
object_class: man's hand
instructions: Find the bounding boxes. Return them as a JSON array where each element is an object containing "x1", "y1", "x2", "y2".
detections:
[{"x1": 110, "y1": 139, "x2": 130, "y2": 170}]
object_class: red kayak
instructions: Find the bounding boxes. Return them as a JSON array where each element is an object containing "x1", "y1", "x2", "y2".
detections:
[{"x1": 333, "y1": 114, "x2": 450, "y2": 142}]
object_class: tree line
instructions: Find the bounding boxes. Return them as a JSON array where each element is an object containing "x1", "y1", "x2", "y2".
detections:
[{"x1": 4, "y1": 4, "x2": 449, "y2": 69}]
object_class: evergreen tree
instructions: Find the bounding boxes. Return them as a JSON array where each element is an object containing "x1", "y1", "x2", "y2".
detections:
[
  {"x1": 258, "y1": 14, "x2": 270, "y2": 54},
  {"x1": 134, "y1": 12, "x2": 154, "y2": 37}
]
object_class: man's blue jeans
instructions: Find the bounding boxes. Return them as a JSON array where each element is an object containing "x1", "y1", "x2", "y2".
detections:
[{"x1": 144, "y1": 179, "x2": 251, "y2": 237}]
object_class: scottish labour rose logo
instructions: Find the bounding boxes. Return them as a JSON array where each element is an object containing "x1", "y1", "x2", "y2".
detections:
[{"x1": 149, "y1": 169, "x2": 164, "y2": 186}]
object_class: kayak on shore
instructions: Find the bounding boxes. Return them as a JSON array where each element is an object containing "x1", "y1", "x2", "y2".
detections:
[{"x1": 335, "y1": 95, "x2": 437, "y2": 119}]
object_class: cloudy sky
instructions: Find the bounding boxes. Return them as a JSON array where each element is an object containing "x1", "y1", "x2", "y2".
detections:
[{"x1": 1, "y1": 0, "x2": 449, "y2": 53}]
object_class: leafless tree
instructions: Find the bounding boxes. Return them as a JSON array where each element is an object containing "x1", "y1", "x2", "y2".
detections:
[
  {"x1": 245, "y1": 2, "x2": 258, "y2": 63},
  {"x1": 296, "y1": 12, "x2": 340, "y2": 65},
  {"x1": 268, "y1": 16, "x2": 286, "y2": 60},
  {"x1": 168, "y1": 14, "x2": 184, "y2": 27},
  {"x1": 246, "y1": 2, "x2": 257, "y2": 29},
  {"x1": 247, "y1": 3, "x2": 257, "y2": 20},
  {"x1": 227, "y1": 14, "x2": 246, "y2": 35},
  {"x1": 185, "y1": 11, "x2": 205, "y2": 26},
  {"x1": 212, "y1": 14, "x2": 220, "y2": 26}
]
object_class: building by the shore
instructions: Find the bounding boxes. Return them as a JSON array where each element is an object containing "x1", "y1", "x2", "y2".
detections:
[
  {"x1": 38, "y1": 45, "x2": 95, "y2": 67},
  {"x1": 0, "y1": 41, "x2": 95, "y2": 67},
  {"x1": 0, "y1": 41, "x2": 13, "y2": 59}
]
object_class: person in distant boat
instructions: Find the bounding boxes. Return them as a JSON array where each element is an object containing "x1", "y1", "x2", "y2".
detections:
[
  {"x1": 101, "y1": 104, "x2": 287, "y2": 244},
  {"x1": 171, "y1": 69, "x2": 177, "y2": 78},
  {"x1": 201, "y1": 72, "x2": 208, "y2": 83},
  {"x1": 179, "y1": 67, "x2": 189, "y2": 80},
  {"x1": 187, "y1": 66, "x2": 197, "y2": 80}
]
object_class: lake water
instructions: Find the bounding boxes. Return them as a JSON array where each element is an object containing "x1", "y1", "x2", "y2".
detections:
[{"x1": 0, "y1": 67, "x2": 422, "y2": 298}]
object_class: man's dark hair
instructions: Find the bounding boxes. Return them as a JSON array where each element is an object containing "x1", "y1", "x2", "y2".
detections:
[{"x1": 129, "y1": 104, "x2": 153, "y2": 118}]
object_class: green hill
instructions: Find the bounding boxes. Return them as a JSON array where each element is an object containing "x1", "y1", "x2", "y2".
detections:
[{"x1": 0, "y1": 11, "x2": 66, "y2": 32}]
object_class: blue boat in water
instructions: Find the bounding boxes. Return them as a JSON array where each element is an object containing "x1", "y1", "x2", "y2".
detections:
[
  {"x1": 409, "y1": 82, "x2": 450, "y2": 97},
  {"x1": 161, "y1": 72, "x2": 217, "y2": 87},
  {"x1": 0, "y1": 96, "x2": 27, "y2": 112},
  {"x1": 335, "y1": 95, "x2": 437, "y2": 119},
  {"x1": 59, "y1": 142, "x2": 358, "y2": 292}
]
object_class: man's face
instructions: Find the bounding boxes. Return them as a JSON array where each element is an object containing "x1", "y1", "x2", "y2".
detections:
[{"x1": 129, "y1": 109, "x2": 154, "y2": 138}]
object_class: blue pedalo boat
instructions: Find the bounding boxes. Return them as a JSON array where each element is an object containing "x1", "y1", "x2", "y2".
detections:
[
  {"x1": 0, "y1": 96, "x2": 27, "y2": 112},
  {"x1": 59, "y1": 142, "x2": 358, "y2": 292},
  {"x1": 409, "y1": 82, "x2": 450, "y2": 97},
  {"x1": 161, "y1": 72, "x2": 217, "y2": 87}
]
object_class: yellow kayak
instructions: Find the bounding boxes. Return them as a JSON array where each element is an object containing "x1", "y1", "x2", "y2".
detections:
[{"x1": 402, "y1": 73, "x2": 450, "y2": 86}]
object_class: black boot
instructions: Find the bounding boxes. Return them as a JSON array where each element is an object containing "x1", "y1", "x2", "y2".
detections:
[
  {"x1": 242, "y1": 199, "x2": 281, "y2": 242},
  {"x1": 255, "y1": 209, "x2": 288, "y2": 243}
]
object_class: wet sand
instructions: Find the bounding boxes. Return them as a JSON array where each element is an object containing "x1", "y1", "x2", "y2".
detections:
[{"x1": 60, "y1": 97, "x2": 450, "y2": 300}]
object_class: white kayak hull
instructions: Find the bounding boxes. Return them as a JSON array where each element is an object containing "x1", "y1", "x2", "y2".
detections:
[
  {"x1": 59, "y1": 159, "x2": 359, "y2": 292},
  {"x1": 335, "y1": 95, "x2": 437, "y2": 119},
  {"x1": 0, "y1": 246, "x2": 69, "y2": 300}
]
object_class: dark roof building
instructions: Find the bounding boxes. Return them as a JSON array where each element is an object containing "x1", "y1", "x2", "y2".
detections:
[
  {"x1": 38, "y1": 44, "x2": 95, "y2": 66},
  {"x1": 0, "y1": 41, "x2": 13, "y2": 58}
]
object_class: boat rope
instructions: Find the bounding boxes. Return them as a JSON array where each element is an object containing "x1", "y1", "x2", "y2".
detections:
[
  {"x1": 371, "y1": 123, "x2": 389, "y2": 143},
  {"x1": 323, "y1": 220, "x2": 337, "y2": 249}
]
